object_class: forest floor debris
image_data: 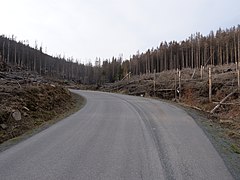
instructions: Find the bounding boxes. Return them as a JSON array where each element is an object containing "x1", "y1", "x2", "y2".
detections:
[{"x1": 0, "y1": 60, "x2": 85, "y2": 144}]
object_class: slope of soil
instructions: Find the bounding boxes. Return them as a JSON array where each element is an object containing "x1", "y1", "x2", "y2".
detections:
[
  {"x1": 0, "y1": 84, "x2": 84, "y2": 144},
  {"x1": 0, "y1": 59, "x2": 85, "y2": 145}
]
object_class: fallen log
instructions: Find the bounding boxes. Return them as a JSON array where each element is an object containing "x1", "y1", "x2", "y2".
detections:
[
  {"x1": 210, "y1": 89, "x2": 238, "y2": 113},
  {"x1": 213, "y1": 102, "x2": 240, "y2": 105},
  {"x1": 155, "y1": 89, "x2": 175, "y2": 92}
]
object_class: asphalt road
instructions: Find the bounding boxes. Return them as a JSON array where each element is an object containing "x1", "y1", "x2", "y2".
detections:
[{"x1": 0, "y1": 90, "x2": 233, "y2": 180}]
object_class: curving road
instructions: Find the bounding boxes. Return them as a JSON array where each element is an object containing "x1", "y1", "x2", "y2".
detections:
[{"x1": 0, "y1": 90, "x2": 233, "y2": 179}]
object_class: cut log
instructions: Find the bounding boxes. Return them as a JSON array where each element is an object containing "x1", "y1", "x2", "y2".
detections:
[
  {"x1": 210, "y1": 89, "x2": 238, "y2": 113},
  {"x1": 213, "y1": 102, "x2": 240, "y2": 105},
  {"x1": 121, "y1": 72, "x2": 131, "y2": 81},
  {"x1": 12, "y1": 110, "x2": 22, "y2": 121},
  {"x1": 155, "y1": 89, "x2": 175, "y2": 92},
  {"x1": 22, "y1": 106, "x2": 30, "y2": 111}
]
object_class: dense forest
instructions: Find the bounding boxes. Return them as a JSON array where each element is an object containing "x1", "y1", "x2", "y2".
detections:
[{"x1": 0, "y1": 25, "x2": 240, "y2": 84}]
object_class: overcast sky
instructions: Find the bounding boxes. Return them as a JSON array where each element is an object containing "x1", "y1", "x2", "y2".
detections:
[{"x1": 1, "y1": 0, "x2": 239, "y2": 63}]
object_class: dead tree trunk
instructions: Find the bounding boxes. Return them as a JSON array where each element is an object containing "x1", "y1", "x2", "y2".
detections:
[{"x1": 209, "y1": 67, "x2": 212, "y2": 102}]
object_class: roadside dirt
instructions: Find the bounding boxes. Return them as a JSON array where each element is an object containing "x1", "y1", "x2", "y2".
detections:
[
  {"x1": 0, "y1": 59, "x2": 85, "y2": 145},
  {"x1": 0, "y1": 84, "x2": 85, "y2": 144}
]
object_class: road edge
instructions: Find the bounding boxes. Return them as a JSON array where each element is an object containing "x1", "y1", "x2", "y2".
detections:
[{"x1": 158, "y1": 99, "x2": 240, "y2": 180}]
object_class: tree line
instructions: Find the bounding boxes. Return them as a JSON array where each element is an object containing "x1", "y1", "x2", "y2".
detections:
[
  {"x1": 129, "y1": 25, "x2": 240, "y2": 75},
  {"x1": 0, "y1": 25, "x2": 240, "y2": 84}
]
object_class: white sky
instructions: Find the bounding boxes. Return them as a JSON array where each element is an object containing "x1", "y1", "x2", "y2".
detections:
[{"x1": 0, "y1": 0, "x2": 239, "y2": 63}]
